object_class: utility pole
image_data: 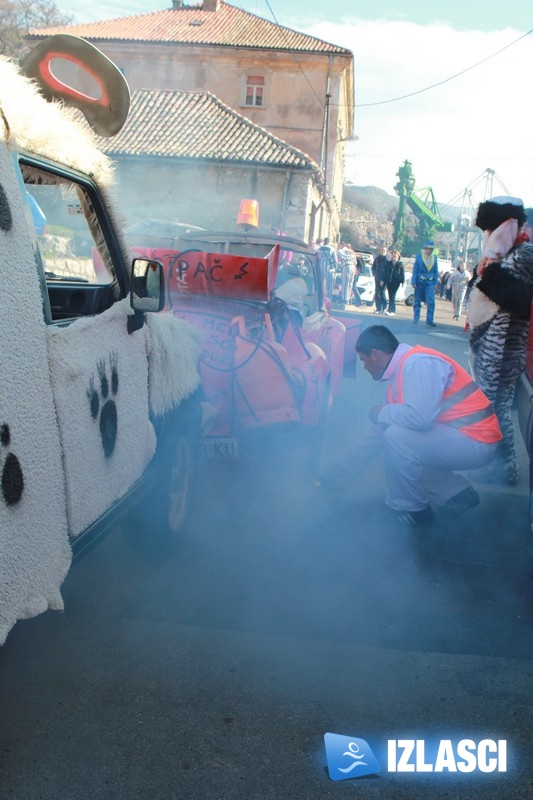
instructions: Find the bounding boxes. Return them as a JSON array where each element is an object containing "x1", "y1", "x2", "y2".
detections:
[{"x1": 318, "y1": 78, "x2": 331, "y2": 238}]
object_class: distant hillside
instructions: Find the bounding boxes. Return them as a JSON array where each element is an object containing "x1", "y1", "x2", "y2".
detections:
[
  {"x1": 341, "y1": 184, "x2": 397, "y2": 250},
  {"x1": 342, "y1": 184, "x2": 399, "y2": 218}
]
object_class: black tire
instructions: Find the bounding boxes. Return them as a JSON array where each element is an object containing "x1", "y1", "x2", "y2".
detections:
[
  {"x1": 405, "y1": 294, "x2": 414, "y2": 306},
  {"x1": 124, "y1": 393, "x2": 201, "y2": 557},
  {"x1": 160, "y1": 427, "x2": 197, "y2": 538}
]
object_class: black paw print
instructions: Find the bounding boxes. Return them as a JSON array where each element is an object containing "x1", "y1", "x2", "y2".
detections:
[
  {"x1": 0, "y1": 424, "x2": 23, "y2": 506},
  {"x1": 0, "y1": 183, "x2": 12, "y2": 232},
  {"x1": 87, "y1": 354, "x2": 119, "y2": 458}
]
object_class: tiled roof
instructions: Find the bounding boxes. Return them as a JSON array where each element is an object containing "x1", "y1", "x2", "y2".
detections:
[
  {"x1": 101, "y1": 89, "x2": 321, "y2": 173},
  {"x1": 27, "y1": 1, "x2": 351, "y2": 55}
]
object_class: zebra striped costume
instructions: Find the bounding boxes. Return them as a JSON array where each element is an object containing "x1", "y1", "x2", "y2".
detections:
[{"x1": 468, "y1": 242, "x2": 533, "y2": 483}]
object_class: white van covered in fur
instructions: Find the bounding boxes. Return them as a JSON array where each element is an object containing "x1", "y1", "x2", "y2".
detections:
[{"x1": 0, "y1": 36, "x2": 201, "y2": 644}]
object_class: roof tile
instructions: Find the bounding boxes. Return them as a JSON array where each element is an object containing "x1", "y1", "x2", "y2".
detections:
[
  {"x1": 101, "y1": 88, "x2": 321, "y2": 173},
  {"x1": 27, "y1": 2, "x2": 351, "y2": 54}
]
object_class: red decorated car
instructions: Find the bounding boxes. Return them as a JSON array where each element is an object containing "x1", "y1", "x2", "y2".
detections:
[{"x1": 127, "y1": 229, "x2": 359, "y2": 462}]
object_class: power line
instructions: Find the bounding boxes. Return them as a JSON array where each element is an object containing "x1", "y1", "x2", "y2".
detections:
[
  {"x1": 355, "y1": 28, "x2": 533, "y2": 107},
  {"x1": 262, "y1": 0, "x2": 325, "y2": 110},
  {"x1": 258, "y1": 3, "x2": 530, "y2": 116}
]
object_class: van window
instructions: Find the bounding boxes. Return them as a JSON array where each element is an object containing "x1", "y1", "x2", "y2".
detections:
[
  {"x1": 23, "y1": 166, "x2": 113, "y2": 285},
  {"x1": 21, "y1": 162, "x2": 119, "y2": 323}
]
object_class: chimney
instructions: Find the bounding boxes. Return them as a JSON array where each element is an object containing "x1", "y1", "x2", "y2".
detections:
[
  {"x1": 202, "y1": 0, "x2": 223, "y2": 10},
  {"x1": 172, "y1": 0, "x2": 184, "y2": 8}
]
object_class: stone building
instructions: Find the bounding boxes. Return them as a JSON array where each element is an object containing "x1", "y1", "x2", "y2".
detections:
[
  {"x1": 29, "y1": 0, "x2": 354, "y2": 241},
  {"x1": 99, "y1": 88, "x2": 323, "y2": 237}
]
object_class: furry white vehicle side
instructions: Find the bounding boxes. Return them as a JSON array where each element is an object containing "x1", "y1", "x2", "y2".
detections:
[{"x1": 0, "y1": 36, "x2": 201, "y2": 644}]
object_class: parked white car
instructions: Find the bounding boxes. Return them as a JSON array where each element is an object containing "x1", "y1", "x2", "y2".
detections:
[
  {"x1": 355, "y1": 265, "x2": 375, "y2": 305},
  {"x1": 399, "y1": 272, "x2": 415, "y2": 306},
  {"x1": 355, "y1": 266, "x2": 414, "y2": 306}
]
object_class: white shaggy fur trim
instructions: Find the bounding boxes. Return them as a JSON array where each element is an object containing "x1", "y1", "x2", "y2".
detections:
[
  {"x1": 46, "y1": 298, "x2": 158, "y2": 539},
  {"x1": 0, "y1": 133, "x2": 71, "y2": 645},
  {"x1": 145, "y1": 313, "x2": 201, "y2": 417},
  {"x1": 0, "y1": 56, "x2": 115, "y2": 188}
]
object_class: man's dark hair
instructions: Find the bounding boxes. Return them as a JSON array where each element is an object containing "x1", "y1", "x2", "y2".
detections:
[
  {"x1": 323, "y1": 237, "x2": 329, "y2": 245},
  {"x1": 355, "y1": 325, "x2": 400, "y2": 355}
]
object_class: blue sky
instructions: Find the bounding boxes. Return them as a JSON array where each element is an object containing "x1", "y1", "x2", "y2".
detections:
[
  {"x1": 51, "y1": 0, "x2": 533, "y2": 207},
  {"x1": 58, "y1": 0, "x2": 531, "y2": 31}
]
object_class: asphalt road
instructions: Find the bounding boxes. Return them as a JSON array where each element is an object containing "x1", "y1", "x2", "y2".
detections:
[{"x1": 0, "y1": 302, "x2": 532, "y2": 799}]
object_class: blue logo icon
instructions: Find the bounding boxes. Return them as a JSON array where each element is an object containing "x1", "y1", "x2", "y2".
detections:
[{"x1": 324, "y1": 733, "x2": 381, "y2": 780}]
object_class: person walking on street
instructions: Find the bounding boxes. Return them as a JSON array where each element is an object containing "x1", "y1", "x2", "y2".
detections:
[
  {"x1": 386, "y1": 249, "x2": 405, "y2": 315},
  {"x1": 316, "y1": 325, "x2": 502, "y2": 528},
  {"x1": 338, "y1": 242, "x2": 357, "y2": 306},
  {"x1": 352, "y1": 255, "x2": 364, "y2": 307},
  {"x1": 447, "y1": 260, "x2": 471, "y2": 319},
  {"x1": 317, "y1": 237, "x2": 338, "y2": 300},
  {"x1": 412, "y1": 240, "x2": 439, "y2": 326},
  {"x1": 372, "y1": 245, "x2": 391, "y2": 314}
]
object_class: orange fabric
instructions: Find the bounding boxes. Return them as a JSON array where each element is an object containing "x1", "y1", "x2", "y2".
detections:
[{"x1": 386, "y1": 345, "x2": 502, "y2": 443}]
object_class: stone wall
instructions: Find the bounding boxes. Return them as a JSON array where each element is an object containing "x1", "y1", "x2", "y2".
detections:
[{"x1": 112, "y1": 157, "x2": 321, "y2": 242}]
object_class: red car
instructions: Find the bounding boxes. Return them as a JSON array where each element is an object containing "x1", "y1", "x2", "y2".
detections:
[{"x1": 130, "y1": 230, "x2": 358, "y2": 461}]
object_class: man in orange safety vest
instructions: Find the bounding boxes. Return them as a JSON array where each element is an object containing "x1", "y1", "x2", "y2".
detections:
[{"x1": 317, "y1": 325, "x2": 502, "y2": 528}]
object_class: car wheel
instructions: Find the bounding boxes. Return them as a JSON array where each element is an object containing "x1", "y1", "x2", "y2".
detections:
[
  {"x1": 124, "y1": 396, "x2": 201, "y2": 557},
  {"x1": 405, "y1": 295, "x2": 414, "y2": 306},
  {"x1": 165, "y1": 430, "x2": 196, "y2": 537}
]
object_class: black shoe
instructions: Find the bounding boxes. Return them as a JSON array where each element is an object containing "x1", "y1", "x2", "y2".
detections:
[
  {"x1": 426, "y1": 321, "x2": 437, "y2": 327},
  {"x1": 437, "y1": 487, "x2": 480, "y2": 516},
  {"x1": 413, "y1": 319, "x2": 419, "y2": 325},
  {"x1": 391, "y1": 505, "x2": 435, "y2": 529}
]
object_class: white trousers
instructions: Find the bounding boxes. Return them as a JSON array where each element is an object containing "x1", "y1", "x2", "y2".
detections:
[
  {"x1": 341, "y1": 264, "x2": 356, "y2": 303},
  {"x1": 338, "y1": 423, "x2": 497, "y2": 511}
]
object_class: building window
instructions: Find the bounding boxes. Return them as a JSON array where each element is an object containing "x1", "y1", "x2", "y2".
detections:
[{"x1": 245, "y1": 75, "x2": 264, "y2": 107}]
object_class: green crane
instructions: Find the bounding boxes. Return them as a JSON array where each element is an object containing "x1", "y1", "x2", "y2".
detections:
[{"x1": 393, "y1": 160, "x2": 453, "y2": 256}]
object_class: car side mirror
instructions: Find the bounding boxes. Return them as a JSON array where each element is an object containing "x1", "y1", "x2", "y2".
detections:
[{"x1": 130, "y1": 258, "x2": 165, "y2": 312}]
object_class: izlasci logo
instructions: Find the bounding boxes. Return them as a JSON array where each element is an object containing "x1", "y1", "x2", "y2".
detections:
[
  {"x1": 324, "y1": 733, "x2": 381, "y2": 780},
  {"x1": 324, "y1": 733, "x2": 507, "y2": 781}
]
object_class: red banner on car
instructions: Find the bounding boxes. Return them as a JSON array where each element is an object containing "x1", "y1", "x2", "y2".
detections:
[{"x1": 157, "y1": 245, "x2": 280, "y2": 302}]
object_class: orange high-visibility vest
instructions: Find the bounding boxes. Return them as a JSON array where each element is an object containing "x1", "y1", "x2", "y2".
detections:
[{"x1": 386, "y1": 345, "x2": 502, "y2": 443}]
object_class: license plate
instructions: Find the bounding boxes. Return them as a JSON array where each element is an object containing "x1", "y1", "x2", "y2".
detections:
[{"x1": 199, "y1": 437, "x2": 239, "y2": 460}]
